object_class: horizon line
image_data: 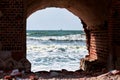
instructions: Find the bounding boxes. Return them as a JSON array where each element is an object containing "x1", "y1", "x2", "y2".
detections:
[{"x1": 27, "y1": 29, "x2": 83, "y2": 30}]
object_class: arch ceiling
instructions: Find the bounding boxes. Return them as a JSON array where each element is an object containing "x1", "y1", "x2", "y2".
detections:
[{"x1": 26, "y1": 0, "x2": 111, "y2": 26}]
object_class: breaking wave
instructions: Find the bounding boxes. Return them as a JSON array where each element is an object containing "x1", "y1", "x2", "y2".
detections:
[
  {"x1": 27, "y1": 34, "x2": 86, "y2": 42},
  {"x1": 26, "y1": 30, "x2": 88, "y2": 72}
]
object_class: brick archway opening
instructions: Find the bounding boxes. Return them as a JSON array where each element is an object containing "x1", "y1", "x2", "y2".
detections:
[
  {"x1": 26, "y1": 7, "x2": 88, "y2": 72},
  {"x1": 27, "y1": 0, "x2": 109, "y2": 71},
  {"x1": 26, "y1": 0, "x2": 108, "y2": 72},
  {"x1": 0, "y1": 0, "x2": 110, "y2": 73},
  {"x1": 1, "y1": 0, "x2": 120, "y2": 75}
]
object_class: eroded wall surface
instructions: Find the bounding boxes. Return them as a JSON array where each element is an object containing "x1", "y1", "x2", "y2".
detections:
[{"x1": 0, "y1": 0, "x2": 30, "y2": 71}]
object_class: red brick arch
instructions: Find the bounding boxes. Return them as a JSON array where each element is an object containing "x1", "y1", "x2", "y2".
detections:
[
  {"x1": 26, "y1": 0, "x2": 109, "y2": 26},
  {"x1": 26, "y1": 0, "x2": 110, "y2": 71}
]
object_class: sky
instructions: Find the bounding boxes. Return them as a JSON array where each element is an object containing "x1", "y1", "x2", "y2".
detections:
[{"x1": 27, "y1": 8, "x2": 83, "y2": 30}]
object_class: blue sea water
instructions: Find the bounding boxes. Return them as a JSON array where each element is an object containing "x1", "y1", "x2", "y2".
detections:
[{"x1": 26, "y1": 30, "x2": 88, "y2": 72}]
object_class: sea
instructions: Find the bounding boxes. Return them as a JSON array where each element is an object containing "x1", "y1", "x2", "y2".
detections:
[{"x1": 26, "y1": 30, "x2": 88, "y2": 72}]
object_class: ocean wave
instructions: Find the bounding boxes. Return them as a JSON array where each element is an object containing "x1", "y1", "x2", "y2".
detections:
[
  {"x1": 27, "y1": 44, "x2": 87, "y2": 54},
  {"x1": 27, "y1": 34, "x2": 86, "y2": 42},
  {"x1": 26, "y1": 32, "x2": 88, "y2": 72},
  {"x1": 27, "y1": 44, "x2": 88, "y2": 72}
]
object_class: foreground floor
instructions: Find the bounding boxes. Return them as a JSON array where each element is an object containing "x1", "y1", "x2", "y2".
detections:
[{"x1": 0, "y1": 69, "x2": 120, "y2": 80}]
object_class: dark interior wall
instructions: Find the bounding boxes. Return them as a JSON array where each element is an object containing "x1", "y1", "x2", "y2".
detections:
[
  {"x1": 0, "y1": 0, "x2": 26, "y2": 60},
  {"x1": 0, "y1": 0, "x2": 31, "y2": 71},
  {"x1": 108, "y1": 0, "x2": 120, "y2": 70}
]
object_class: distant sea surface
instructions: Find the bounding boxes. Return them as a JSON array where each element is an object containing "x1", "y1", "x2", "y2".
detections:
[{"x1": 27, "y1": 30, "x2": 88, "y2": 72}]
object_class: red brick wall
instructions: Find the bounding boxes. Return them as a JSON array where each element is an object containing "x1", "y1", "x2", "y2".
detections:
[
  {"x1": 0, "y1": 0, "x2": 26, "y2": 61},
  {"x1": 89, "y1": 24, "x2": 109, "y2": 63},
  {"x1": 86, "y1": 0, "x2": 120, "y2": 70},
  {"x1": 81, "y1": 23, "x2": 109, "y2": 71}
]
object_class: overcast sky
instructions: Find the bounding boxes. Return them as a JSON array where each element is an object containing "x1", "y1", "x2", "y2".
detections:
[{"x1": 27, "y1": 8, "x2": 83, "y2": 30}]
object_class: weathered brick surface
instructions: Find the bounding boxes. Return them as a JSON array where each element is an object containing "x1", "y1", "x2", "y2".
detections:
[
  {"x1": 89, "y1": 29, "x2": 109, "y2": 62},
  {"x1": 0, "y1": 0, "x2": 25, "y2": 60},
  {"x1": 84, "y1": 0, "x2": 120, "y2": 70},
  {"x1": 0, "y1": 0, "x2": 30, "y2": 71},
  {"x1": 80, "y1": 22, "x2": 109, "y2": 71}
]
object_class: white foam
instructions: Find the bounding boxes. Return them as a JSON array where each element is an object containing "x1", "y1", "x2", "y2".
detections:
[{"x1": 27, "y1": 34, "x2": 88, "y2": 72}]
